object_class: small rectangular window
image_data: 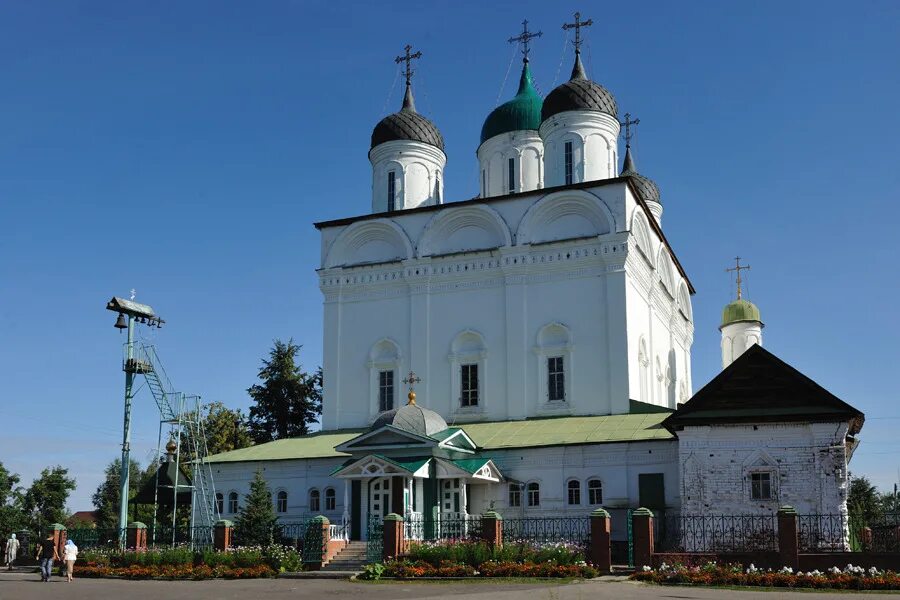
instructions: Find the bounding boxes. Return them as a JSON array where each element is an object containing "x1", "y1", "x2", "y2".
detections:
[
  {"x1": 508, "y1": 484, "x2": 521, "y2": 507},
  {"x1": 750, "y1": 472, "x2": 772, "y2": 500},
  {"x1": 277, "y1": 492, "x2": 287, "y2": 513},
  {"x1": 387, "y1": 171, "x2": 396, "y2": 211},
  {"x1": 548, "y1": 356, "x2": 565, "y2": 401},
  {"x1": 435, "y1": 176, "x2": 441, "y2": 202},
  {"x1": 527, "y1": 483, "x2": 540, "y2": 507},
  {"x1": 461, "y1": 363, "x2": 479, "y2": 407},
  {"x1": 481, "y1": 169, "x2": 486, "y2": 196},
  {"x1": 564, "y1": 141, "x2": 574, "y2": 185},
  {"x1": 378, "y1": 370, "x2": 394, "y2": 412},
  {"x1": 508, "y1": 157, "x2": 515, "y2": 193}
]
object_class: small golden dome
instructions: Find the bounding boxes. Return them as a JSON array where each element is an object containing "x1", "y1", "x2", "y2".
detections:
[
  {"x1": 165, "y1": 439, "x2": 178, "y2": 454},
  {"x1": 407, "y1": 390, "x2": 416, "y2": 405}
]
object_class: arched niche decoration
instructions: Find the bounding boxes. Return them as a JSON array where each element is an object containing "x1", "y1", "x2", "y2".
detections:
[
  {"x1": 517, "y1": 190, "x2": 615, "y2": 246},
  {"x1": 629, "y1": 209, "x2": 655, "y2": 267},
  {"x1": 677, "y1": 280, "x2": 693, "y2": 321},
  {"x1": 324, "y1": 219, "x2": 414, "y2": 268},
  {"x1": 418, "y1": 205, "x2": 512, "y2": 257},
  {"x1": 656, "y1": 246, "x2": 676, "y2": 297}
]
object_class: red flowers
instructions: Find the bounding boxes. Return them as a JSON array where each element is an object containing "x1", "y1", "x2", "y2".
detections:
[
  {"x1": 76, "y1": 562, "x2": 276, "y2": 580},
  {"x1": 631, "y1": 563, "x2": 900, "y2": 590},
  {"x1": 380, "y1": 559, "x2": 598, "y2": 579}
]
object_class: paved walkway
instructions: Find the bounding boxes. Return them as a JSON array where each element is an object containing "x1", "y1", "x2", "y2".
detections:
[{"x1": 0, "y1": 572, "x2": 897, "y2": 599}]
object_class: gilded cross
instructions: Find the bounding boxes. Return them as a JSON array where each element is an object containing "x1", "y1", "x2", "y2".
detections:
[
  {"x1": 562, "y1": 12, "x2": 593, "y2": 53},
  {"x1": 508, "y1": 19, "x2": 542, "y2": 63},
  {"x1": 395, "y1": 44, "x2": 423, "y2": 88},
  {"x1": 402, "y1": 371, "x2": 422, "y2": 390},
  {"x1": 726, "y1": 256, "x2": 751, "y2": 300},
  {"x1": 621, "y1": 112, "x2": 640, "y2": 148}
]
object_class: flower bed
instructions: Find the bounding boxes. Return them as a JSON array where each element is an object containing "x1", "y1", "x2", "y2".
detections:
[
  {"x1": 77, "y1": 563, "x2": 275, "y2": 580},
  {"x1": 406, "y1": 540, "x2": 588, "y2": 567},
  {"x1": 76, "y1": 545, "x2": 301, "y2": 579},
  {"x1": 632, "y1": 562, "x2": 900, "y2": 590}
]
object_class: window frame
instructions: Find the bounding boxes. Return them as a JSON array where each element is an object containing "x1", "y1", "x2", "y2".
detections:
[
  {"x1": 750, "y1": 471, "x2": 774, "y2": 501},
  {"x1": 548, "y1": 356, "x2": 566, "y2": 402},
  {"x1": 587, "y1": 479, "x2": 603, "y2": 505},
  {"x1": 508, "y1": 483, "x2": 522, "y2": 508},
  {"x1": 378, "y1": 369, "x2": 395, "y2": 412},
  {"x1": 324, "y1": 487, "x2": 336, "y2": 511},
  {"x1": 508, "y1": 157, "x2": 516, "y2": 193},
  {"x1": 215, "y1": 492, "x2": 224, "y2": 515},
  {"x1": 566, "y1": 479, "x2": 581, "y2": 506},
  {"x1": 526, "y1": 482, "x2": 540, "y2": 507},
  {"x1": 309, "y1": 488, "x2": 321, "y2": 512},
  {"x1": 564, "y1": 141, "x2": 574, "y2": 185},
  {"x1": 228, "y1": 491, "x2": 239, "y2": 514},
  {"x1": 387, "y1": 170, "x2": 397, "y2": 211},
  {"x1": 276, "y1": 490, "x2": 288, "y2": 513},
  {"x1": 460, "y1": 363, "x2": 479, "y2": 407}
]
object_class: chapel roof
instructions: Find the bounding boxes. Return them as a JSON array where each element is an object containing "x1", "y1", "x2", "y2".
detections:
[
  {"x1": 206, "y1": 413, "x2": 674, "y2": 463},
  {"x1": 541, "y1": 53, "x2": 618, "y2": 122},
  {"x1": 370, "y1": 84, "x2": 445, "y2": 151},
  {"x1": 662, "y1": 344, "x2": 864, "y2": 434},
  {"x1": 480, "y1": 62, "x2": 543, "y2": 144},
  {"x1": 369, "y1": 402, "x2": 449, "y2": 437}
]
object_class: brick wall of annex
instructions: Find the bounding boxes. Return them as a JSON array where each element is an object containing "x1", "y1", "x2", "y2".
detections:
[{"x1": 677, "y1": 422, "x2": 850, "y2": 515}]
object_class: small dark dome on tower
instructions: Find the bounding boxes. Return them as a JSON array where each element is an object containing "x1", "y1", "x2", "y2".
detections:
[
  {"x1": 621, "y1": 147, "x2": 661, "y2": 204},
  {"x1": 371, "y1": 84, "x2": 445, "y2": 151},
  {"x1": 541, "y1": 54, "x2": 618, "y2": 122}
]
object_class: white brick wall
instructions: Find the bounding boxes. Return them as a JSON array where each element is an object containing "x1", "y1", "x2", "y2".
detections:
[{"x1": 677, "y1": 422, "x2": 850, "y2": 515}]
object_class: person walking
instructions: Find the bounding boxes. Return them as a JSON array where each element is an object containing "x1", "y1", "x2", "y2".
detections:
[
  {"x1": 63, "y1": 539, "x2": 78, "y2": 582},
  {"x1": 4, "y1": 533, "x2": 19, "y2": 570},
  {"x1": 35, "y1": 532, "x2": 59, "y2": 582}
]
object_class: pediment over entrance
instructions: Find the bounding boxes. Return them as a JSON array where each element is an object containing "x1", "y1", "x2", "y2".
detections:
[
  {"x1": 335, "y1": 425, "x2": 437, "y2": 454},
  {"x1": 433, "y1": 457, "x2": 502, "y2": 482},
  {"x1": 332, "y1": 454, "x2": 431, "y2": 479}
]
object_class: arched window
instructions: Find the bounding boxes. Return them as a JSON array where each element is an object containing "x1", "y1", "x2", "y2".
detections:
[
  {"x1": 536, "y1": 323, "x2": 572, "y2": 407},
  {"x1": 567, "y1": 480, "x2": 581, "y2": 505},
  {"x1": 369, "y1": 339, "x2": 401, "y2": 415},
  {"x1": 228, "y1": 492, "x2": 239, "y2": 514},
  {"x1": 309, "y1": 489, "x2": 320, "y2": 512},
  {"x1": 449, "y1": 330, "x2": 487, "y2": 411},
  {"x1": 588, "y1": 479, "x2": 603, "y2": 505},
  {"x1": 508, "y1": 483, "x2": 522, "y2": 507},
  {"x1": 527, "y1": 482, "x2": 540, "y2": 507},
  {"x1": 325, "y1": 488, "x2": 336, "y2": 511},
  {"x1": 215, "y1": 492, "x2": 224, "y2": 515},
  {"x1": 276, "y1": 490, "x2": 288, "y2": 513}
]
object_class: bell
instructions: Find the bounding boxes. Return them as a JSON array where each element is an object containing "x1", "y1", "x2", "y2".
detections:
[{"x1": 114, "y1": 313, "x2": 127, "y2": 329}]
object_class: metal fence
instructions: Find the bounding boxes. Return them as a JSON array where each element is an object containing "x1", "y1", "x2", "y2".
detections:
[
  {"x1": 404, "y1": 514, "x2": 483, "y2": 541},
  {"x1": 501, "y1": 516, "x2": 590, "y2": 545},
  {"x1": 656, "y1": 514, "x2": 777, "y2": 553},
  {"x1": 865, "y1": 513, "x2": 900, "y2": 552},
  {"x1": 67, "y1": 526, "x2": 214, "y2": 549},
  {"x1": 798, "y1": 514, "x2": 851, "y2": 553},
  {"x1": 366, "y1": 515, "x2": 383, "y2": 563}
]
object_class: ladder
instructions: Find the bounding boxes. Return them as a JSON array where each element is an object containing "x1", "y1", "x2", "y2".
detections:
[{"x1": 123, "y1": 343, "x2": 220, "y2": 538}]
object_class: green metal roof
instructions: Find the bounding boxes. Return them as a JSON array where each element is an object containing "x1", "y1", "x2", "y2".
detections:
[
  {"x1": 451, "y1": 458, "x2": 491, "y2": 474},
  {"x1": 721, "y1": 298, "x2": 762, "y2": 327},
  {"x1": 207, "y1": 414, "x2": 673, "y2": 464},
  {"x1": 480, "y1": 62, "x2": 543, "y2": 144}
]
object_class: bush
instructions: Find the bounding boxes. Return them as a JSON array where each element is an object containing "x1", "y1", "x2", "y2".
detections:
[
  {"x1": 78, "y1": 544, "x2": 302, "y2": 576},
  {"x1": 405, "y1": 540, "x2": 587, "y2": 568}
]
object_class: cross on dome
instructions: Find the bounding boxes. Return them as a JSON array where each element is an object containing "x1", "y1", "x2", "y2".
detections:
[
  {"x1": 562, "y1": 11, "x2": 593, "y2": 55},
  {"x1": 508, "y1": 19, "x2": 542, "y2": 64},
  {"x1": 395, "y1": 44, "x2": 422, "y2": 88},
  {"x1": 402, "y1": 371, "x2": 422, "y2": 405},
  {"x1": 621, "y1": 112, "x2": 640, "y2": 148},
  {"x1": 726, "y1": 256, "x2": 751, "y2": 300}
]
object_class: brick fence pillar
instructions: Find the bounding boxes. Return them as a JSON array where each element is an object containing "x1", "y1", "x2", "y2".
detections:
[
  {"x1": 481, "y1": 510, "x2": 503, "y2": 548},
  {"x1": 50, "y1": 523, "x2": 66, "y2": 558},
  {"x1": 777, "y1": 505, "x2": 799, "y2": 570},
  {"x1": 213, "y1": 519, "x2": 234, "y2": 551},
  {"x1": 383, "y1": 513, "x2": 404, "y2": 562},
  {"x1": 126, "y1": 522, "x2": 147, "y2": 551},
  {"x1": 589, "y1": 508, "x2": 612, "y2": 573},
  {"x1": 304, "y1": 516, "x2": 331, "y2": 571},
  {"x1": 632, "y1": 507, "x2": 654, "y2": 569}
]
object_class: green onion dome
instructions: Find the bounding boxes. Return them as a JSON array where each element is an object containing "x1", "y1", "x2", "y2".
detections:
[
  {"x1": 721, "y1": 298, "x2": 762, "y2": 328},
  {"x1": 371, "y1": 84, "x2": 445, "y2": 151},
  {"x1": 541, "y1": 53, "x2": 617, "y2": 122},
  {"x1": 480, "y1": 63, "x2": 543, "y2": 144},
  {"x1": 621, "y1": 147, "x2": 661, "y2": 205}
]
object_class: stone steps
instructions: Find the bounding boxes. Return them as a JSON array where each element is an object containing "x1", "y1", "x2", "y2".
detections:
[{"x1": 322, "y1": 541, "x2": 369, "y2": 572}]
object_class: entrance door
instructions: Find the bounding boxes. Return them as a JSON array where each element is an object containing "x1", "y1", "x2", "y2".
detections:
[
  {"x1": 370, "y1": 477, "x2": 391, "y2": 518},
  {"x1": 441, "y1": 478, "x2": 461, "y2": 516}
]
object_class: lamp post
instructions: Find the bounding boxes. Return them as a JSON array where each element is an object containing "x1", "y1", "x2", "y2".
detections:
[{"x1": 106, "y1": 295, "x2": 164, "y2": 544}]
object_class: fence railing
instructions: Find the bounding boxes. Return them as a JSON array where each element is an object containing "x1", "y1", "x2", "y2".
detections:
[
  {"x1": 366, "y1": 515, "x2": 383, "y2": 563},
  {"x1": 865, "y1": 513, "x2": 900, "y2": 553},
  {"x1": 656, "y1": 514, "x2": 777, "y2": 553},
  {"x1": 67, "y1": 526, "x2": 214, "y2": 549},
  {"x1": 798, "y1": 514, "x2": 851, "y2": 553},
  {"x1": 501, "y1": 516, "x2": 590, "y2": 545},
  {"x1": 405, "y1": 513, "x2": 482, "y2": 541}
]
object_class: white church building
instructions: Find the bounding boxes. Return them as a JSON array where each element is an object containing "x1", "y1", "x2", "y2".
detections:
[{"x1": 207, "y1": 22, "x2": 863, "y2": 543}]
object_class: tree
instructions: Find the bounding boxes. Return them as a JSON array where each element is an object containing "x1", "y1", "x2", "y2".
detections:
[
  {"x1": 234, "y1": 470, "x2": 277, "y2": 546},
  {"x1": 0, "y1": 462, "x2": 25, "y2": 536},
  {"x1": 202, "y1": 402, "x2": 254, "y2": 455},
  {"x1": 91, "y1": 458, "x2": 152, "y2": 529},
  {"x1": 247, "y1": 339, "x2": 322, "y2": 443},
  {"x1": 848, "y1": 474, "x2": 882, "y2": 524},
  {"x1": 23, "y1": 466, "x2": 76, "y2": 534}
]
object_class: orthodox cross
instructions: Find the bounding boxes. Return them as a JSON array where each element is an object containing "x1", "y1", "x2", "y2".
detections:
[
  {"x1": 130, "y1": 288, "x2": 136, "y2": 300},
  {"x1": 562, "y1": 12, "x2": 593, "y2": 53},
  {"x1": 402, "y1": 371, "x2": 422, "y2": 405},
  {"x1": 726, "y1": 256, "x2": 751, "y2": 300},
  {"x1": 508, "y1": 19, "x2": 542, "y2": 63},
  {"x1": 395, "y1": 44, "x2": 423, "y2": 87},
  {"x1": 621, "y1": 112, "x2": 640, "y2": 148}
]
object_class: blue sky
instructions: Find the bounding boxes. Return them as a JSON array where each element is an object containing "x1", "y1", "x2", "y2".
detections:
[{"x1": 1, "y1": 1, "x2": 898, "y2": 511}]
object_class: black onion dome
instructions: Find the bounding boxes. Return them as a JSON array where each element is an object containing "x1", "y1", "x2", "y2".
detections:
[
  {"x1": 371, "y1": 84, "x2": 445, "y2": 151},
  {"x1": 541, "y1": 53, "x2": 618, "y2": 122},
  {"x1": 370, "y1": 403, "x2": 448, "y2": 437},
  {"x1": 621, "y1": 147, "x2": 661, "y2": 204}
]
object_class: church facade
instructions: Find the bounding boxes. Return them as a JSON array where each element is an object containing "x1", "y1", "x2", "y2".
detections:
[{"x1": 206, "y1": 18, "x2": 863, "y2": 543}]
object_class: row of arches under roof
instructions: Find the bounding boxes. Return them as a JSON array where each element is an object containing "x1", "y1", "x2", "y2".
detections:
[{"x1": 325, "y1": 189, "x2": 618, "y2": 268}]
